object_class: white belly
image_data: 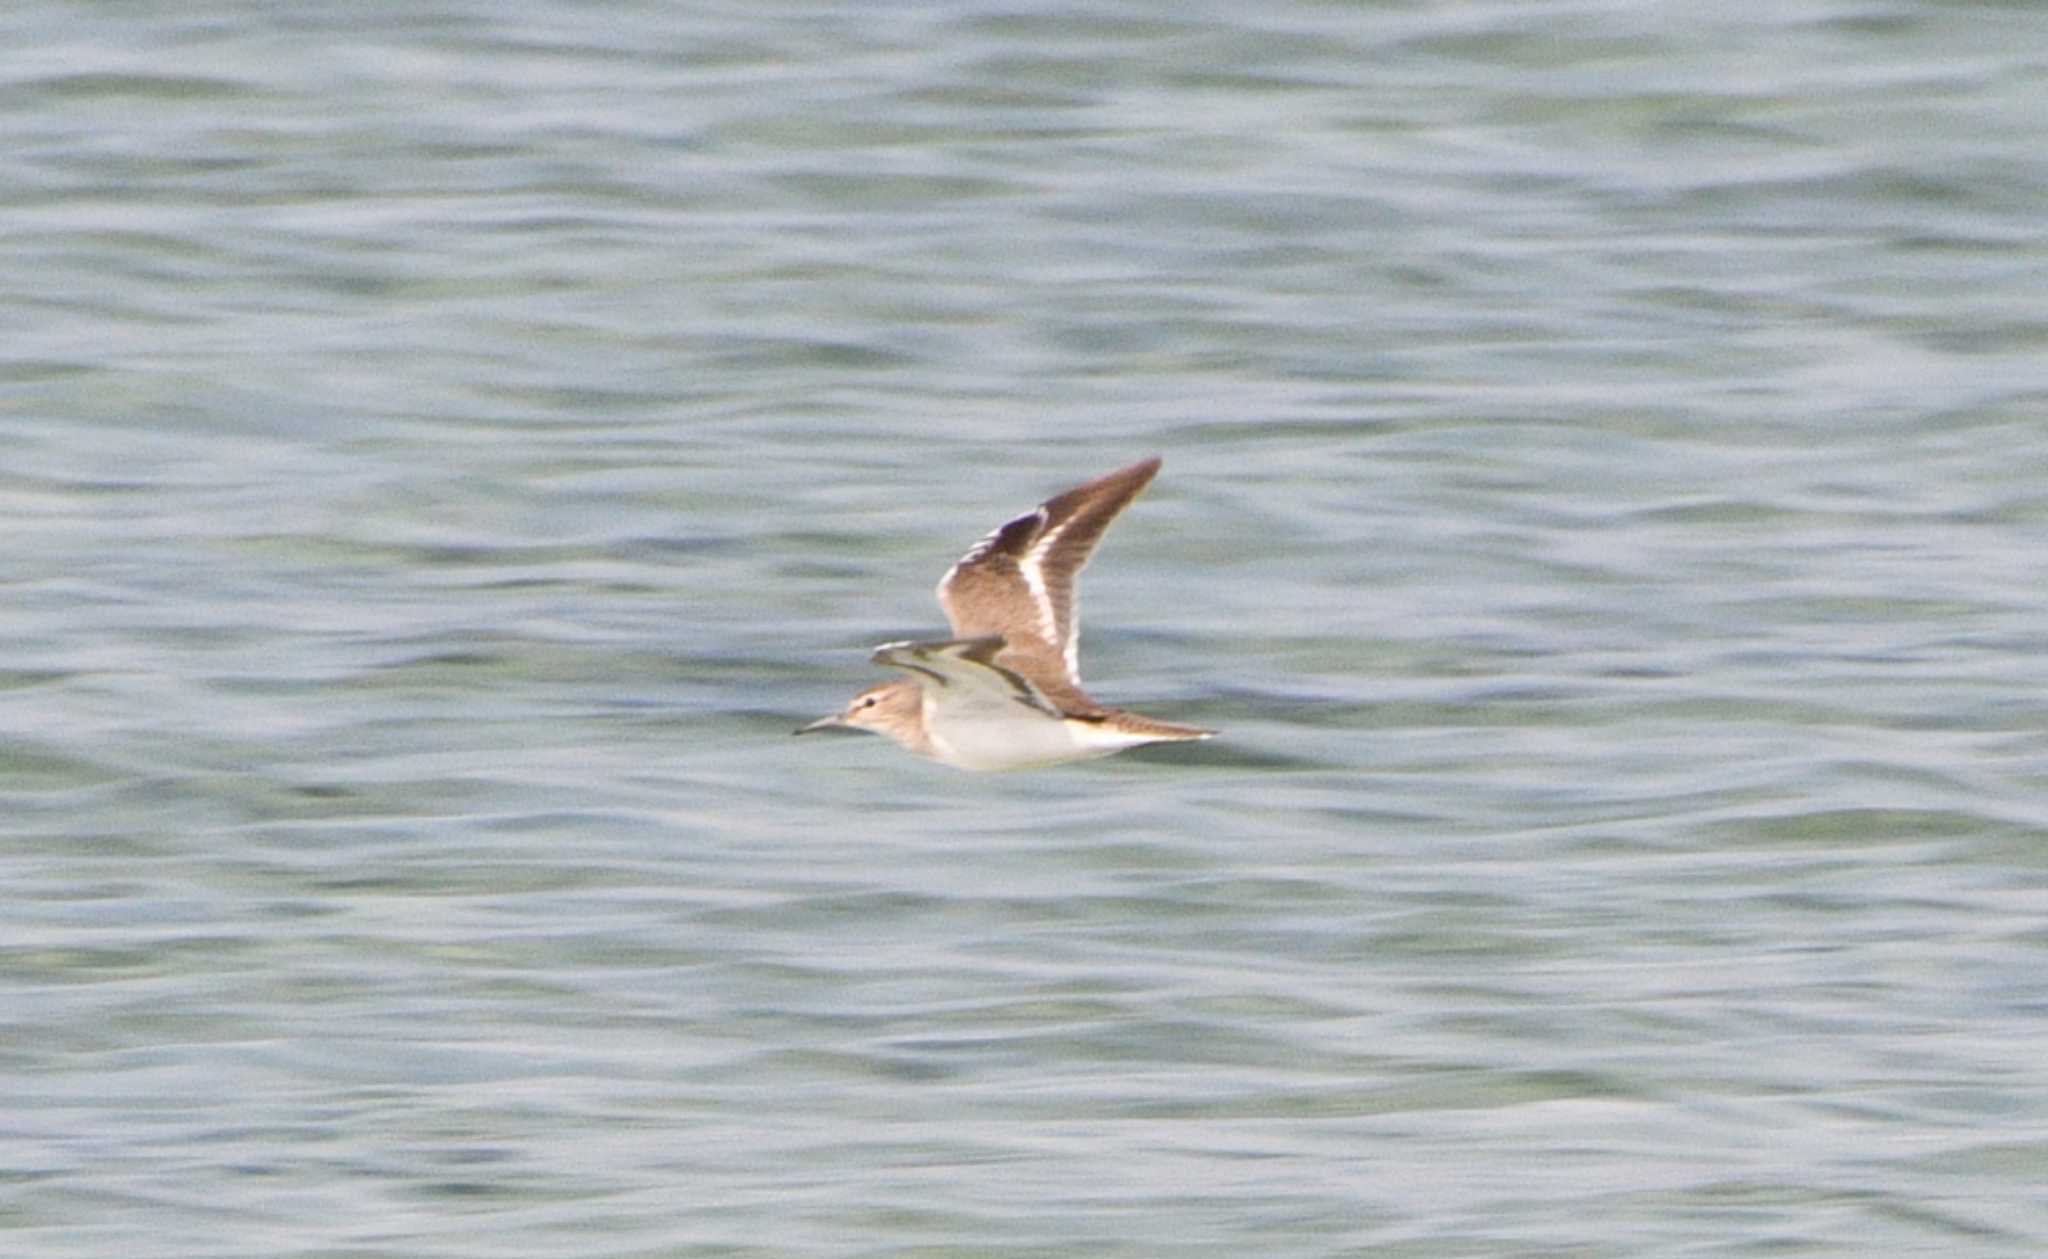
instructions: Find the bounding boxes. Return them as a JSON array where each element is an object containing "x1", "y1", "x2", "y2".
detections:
[{"x1": 922, "y1": 705, "x2": 1156, "y2": 772}]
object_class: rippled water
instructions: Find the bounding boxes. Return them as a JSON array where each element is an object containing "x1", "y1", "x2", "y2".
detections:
[{"x1": 6, "y1": 2, "x2": 2048, "y2": 1255}]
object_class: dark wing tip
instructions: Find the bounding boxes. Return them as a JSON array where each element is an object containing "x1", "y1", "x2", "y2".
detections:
[
  {"x1": 1099, "y1": 456, "x2": 1162, "y2": 493},
  {"x1": 1038, "y1": 456, "x2": 1164, "y2": 527}
]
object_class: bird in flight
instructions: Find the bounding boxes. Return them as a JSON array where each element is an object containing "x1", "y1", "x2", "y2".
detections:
[{"x1": 797, "y1": 457, "x2": 1215, "y2": 770}]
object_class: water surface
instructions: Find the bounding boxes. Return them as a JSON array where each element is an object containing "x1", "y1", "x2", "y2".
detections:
[{"x1": 5, "y1": 2, "x2": 2048, "y2": 1255}]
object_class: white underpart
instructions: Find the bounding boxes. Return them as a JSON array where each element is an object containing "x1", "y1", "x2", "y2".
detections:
[
  {"x1": 921, "y1": 681, "x2": 1162, "y2": 771},
  {"x1": 924, "y1": 707, "x2": 1123, "y2": 771},
  {"x1": 869, "y1": 639, "x2": 1110, "y2": 770}
]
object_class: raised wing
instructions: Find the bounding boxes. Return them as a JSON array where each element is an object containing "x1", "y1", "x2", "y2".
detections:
[{"x1": 934, "y1": 457, "x2": 1161, "y2": 709}]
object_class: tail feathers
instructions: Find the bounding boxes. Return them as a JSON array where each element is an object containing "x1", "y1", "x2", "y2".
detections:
[{"x1": 1089, "y1": 711, "x2": 1216, "y2": 742}]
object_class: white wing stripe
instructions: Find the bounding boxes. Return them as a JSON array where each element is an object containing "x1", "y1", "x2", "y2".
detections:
[
  {"x1": 1021, "y1": 518, "x2": 1075, "y2": 657},
  {"x1": 1062, "y1": 591, "x2": 1081, "y2": 680}
]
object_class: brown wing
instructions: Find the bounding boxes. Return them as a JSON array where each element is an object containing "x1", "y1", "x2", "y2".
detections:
[{"x1": 934, "y1": 457, "x2": 1162, "y2": 714}]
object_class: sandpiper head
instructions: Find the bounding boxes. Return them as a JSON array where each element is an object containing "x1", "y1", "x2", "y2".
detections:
[{"x1": 796, "y1": 680, "x2": 924, "y2": 746}]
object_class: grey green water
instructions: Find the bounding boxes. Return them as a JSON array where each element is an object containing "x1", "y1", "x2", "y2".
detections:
[{"x1": 6, "y1": 2, "x2": 2048, "y2": 1255}]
